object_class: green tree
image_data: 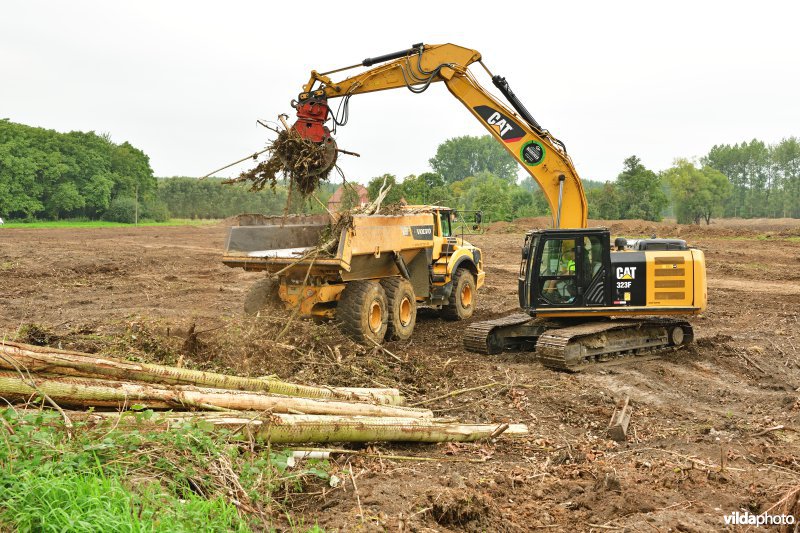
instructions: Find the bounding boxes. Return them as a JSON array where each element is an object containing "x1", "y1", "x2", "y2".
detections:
[
  {"x1": 0, "y1": 138, "x2": 44, "y2": 218},
  {"x1": 703, "y1": 139, "x2": 770, "y2": 218},
  {"x1": 0, "y1": 120, "x2": 156, "y2": 221},
  {"x1": 103, "y1": 197, "x2": 139, "y2": 223},
  {"x1": 586, "y1": 182, "x2": 621, "y2": 220},
  {"x1": 401, "y1": 172, "x2": 445, "y2": 204},
  {"x1": 110, "y1": 142, "x2": 156, "y2": 199},
  {"x1": 663, "y1": 159, "x2": 732, "y2": 224},
  {"x1": 82, "y1": 172, "x2": 115, "y2": 217},
  {"x1": 516, "y1": 177, "x2": 550, "y2": 217},
  {"x1": 519, "y1": 176, "x2": 537, "y2": 192},
  {"x1": 615, "y1": 156, "x2": 668, "y2": 221},
  {"x1": 429, "y1": 135, "x2": 518, "y2": 184},
  {"x1": 47, "y1": 182, "x2": 85, "y2": 218},
  {"x1": 772, "y1": 137, "x2": 800, "y2": 218},
  {"x1": 366, "y1": 174, "x2": 404, "y2": 204},
  {"x1": 142, "y1": 199, "x2": 170, "y2": 222},
  {"x1": 460, "y1": 172, "x2": 513, "y2": 221},
  {"x1": 156, "y1": 177, "x2": 292, "y2": 219},
  {"x1": 510, "y1": 187, "x2": 536, "y2": 218}
]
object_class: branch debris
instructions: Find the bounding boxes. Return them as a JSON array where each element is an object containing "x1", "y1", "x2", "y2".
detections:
[{"x1": 225, "y1": 129, "x2": 336, "y2": 197}]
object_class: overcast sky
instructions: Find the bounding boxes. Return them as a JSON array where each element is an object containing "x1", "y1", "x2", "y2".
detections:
[{"x1": 2, "y1": 1, "x2": 799, "y2": 184}]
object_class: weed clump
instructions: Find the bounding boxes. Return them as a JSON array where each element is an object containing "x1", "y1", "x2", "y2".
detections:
[{"x1": 17, "y1": 323, "x2": 58, "y2": 346}]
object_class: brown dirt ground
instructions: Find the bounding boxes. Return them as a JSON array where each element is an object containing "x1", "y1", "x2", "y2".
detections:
[{"x1": 1, "y1": 218, "x2": 799, "y2": 532}]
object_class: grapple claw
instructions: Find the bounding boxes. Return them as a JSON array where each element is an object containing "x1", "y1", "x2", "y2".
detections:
[{"x1": 291, "y1": 95, "x2": 338, "y2": 176}]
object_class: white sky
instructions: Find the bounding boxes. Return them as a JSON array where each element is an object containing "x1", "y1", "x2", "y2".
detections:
[{"x1": 2, "y1": 1, "x2": 799, "y2": 184}]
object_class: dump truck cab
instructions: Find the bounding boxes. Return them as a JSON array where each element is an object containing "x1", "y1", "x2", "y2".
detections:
[{"x1": 414, "y1": 206, "x2": 485, "y2": 304}]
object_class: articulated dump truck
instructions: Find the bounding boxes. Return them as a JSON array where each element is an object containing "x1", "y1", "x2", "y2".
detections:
[{"x1": 222, "y1": 207, "x2": 485, "y2": 344}]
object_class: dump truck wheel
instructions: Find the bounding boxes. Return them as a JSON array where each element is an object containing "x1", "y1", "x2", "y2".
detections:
[
  {"x1": 338, "y1": 280, "x2": 388, "y2": 344},
  {"x1": 442, "y1": 268, "x2": 476, "y2": 321},
  {"x1": 381, "y1": 277, "x2": 417, "y2": 341},
  {"x1": 244, "y1": 277, "x2": 279, "y2": 316}
]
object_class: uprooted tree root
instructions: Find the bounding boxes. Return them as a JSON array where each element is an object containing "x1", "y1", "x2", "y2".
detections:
[
  {"x1": 313, "y1": 179, "x2": 392, "y2": 255},
  {"x1": 227, "y1": 129, "x2": 334, "y2": 196},
  {"x1": 767, "y1": 484, "x2": 800, "y2": 532}
]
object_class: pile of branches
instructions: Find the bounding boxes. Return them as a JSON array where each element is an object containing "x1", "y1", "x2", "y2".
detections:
[
  {"x1": 227, "y1": 129, "x2": 334, "y2": 197},
  {"x1": 314, "y1": 178, "x2": 393, "y2": 255}
]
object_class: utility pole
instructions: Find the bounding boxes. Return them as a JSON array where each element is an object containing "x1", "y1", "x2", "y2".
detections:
[{"x1": 135, "y1": 184, "x2": 139, "y2": 225}]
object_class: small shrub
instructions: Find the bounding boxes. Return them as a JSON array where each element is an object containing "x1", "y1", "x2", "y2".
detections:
[
  {"x1": 103, "y1": 197, "x2": 139, "y2": 223},
  {"x1": 142, "y1": 199, "x2": 170, "y2": 222}
]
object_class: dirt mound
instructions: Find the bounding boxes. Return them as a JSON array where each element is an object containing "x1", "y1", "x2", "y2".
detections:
[
  {"x1": 218, "y1": 213, "x2": 273, "y2": 227},
  {"x1": 486, "y1": 217, "x2": 550, "y2": 234},
  {"x1": 485, "y1": 221, "x2": 520, "y2": 234},
  {"x1": 427, "y1": 487, "x2": 497, "y2": 530},
  {"x1": 598, "y1": 217, "x2": 800, "y2": 239},
  {"x1": 488, "y1": 215, "x2": 800, "y2": 239}
]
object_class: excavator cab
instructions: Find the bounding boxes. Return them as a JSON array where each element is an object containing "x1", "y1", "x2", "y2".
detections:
[
  {"x1": 519, "y1": 228, "x2": 612, "y2": 312},
  {"x1": 519, "y1": 227, "x2": 705, "y2": 319}
]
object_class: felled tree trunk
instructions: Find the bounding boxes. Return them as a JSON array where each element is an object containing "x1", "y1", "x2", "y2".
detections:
[
  {"x1": 0, "y1": 341, "x2": 401, "y2": 404},
  {"x1": 0, "y1": 371, "x2": 429, "y2": 417},
  {"x1": 82, "y1": 411, "x2": 530, "y2": 444}
]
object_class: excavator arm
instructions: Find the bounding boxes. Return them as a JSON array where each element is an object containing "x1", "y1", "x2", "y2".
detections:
[{"x1": 291, "y1": 43, "x2": 588, "y2": 229}]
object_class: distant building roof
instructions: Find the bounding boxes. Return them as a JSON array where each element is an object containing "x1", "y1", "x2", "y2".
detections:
[{"x1": 328, "y1": 184, "x2": 370, "y2": 211}]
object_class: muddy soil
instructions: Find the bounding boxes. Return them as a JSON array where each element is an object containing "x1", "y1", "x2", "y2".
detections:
[{"x1": 1, "y1": 219, "x2": 799, "y2": 531}]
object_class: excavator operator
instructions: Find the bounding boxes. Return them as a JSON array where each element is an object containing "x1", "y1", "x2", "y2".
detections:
[{"x1": 540, "y1": 241, "x2": 577, "y2": 304}]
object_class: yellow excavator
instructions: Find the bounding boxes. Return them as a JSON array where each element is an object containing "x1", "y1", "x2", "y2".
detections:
[{"x1": 286, "y1": 43, "x2": 707, "y2": 371}]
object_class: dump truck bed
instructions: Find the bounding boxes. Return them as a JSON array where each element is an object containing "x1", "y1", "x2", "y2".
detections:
[
  {"x1": 222, "y1": 214, "x2": 333, "y2": 272},
  {"x1": 222, "y1": 212, "x2": 438, "y2": 279}
]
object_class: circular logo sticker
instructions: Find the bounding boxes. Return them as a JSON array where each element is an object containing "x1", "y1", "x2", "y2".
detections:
[{"x1": 520, "y1": 141, "x2": 545, "y2": 166}]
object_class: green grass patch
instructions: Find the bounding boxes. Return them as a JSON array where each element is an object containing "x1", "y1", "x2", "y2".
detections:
[
  {"x1": 0, "y1": 409, "x2": 331, "y2": 531},
  {"x1": 3, "y1": 468, "x2": 247, "y2": 532},
  {"x1": 0, "y1": 219, "x2": 219, "y2": 229}
]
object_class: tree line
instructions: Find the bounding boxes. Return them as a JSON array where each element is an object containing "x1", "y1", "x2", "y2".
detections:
[
  {"x1": 0, "y1": 119, "x2": 156, "y2": 221},
  {"x1": 363, "y1": 135, "x2": 799, "y2": 224},
  {"x1": 703, "y1": 138, "x2": 800, "y2": 219},
  {"x1": 155, "y1": 178, "x2": 336, "y2": 220},
  {"x1": 1, "y1": 118, "x2": 798, "y2": 224}
]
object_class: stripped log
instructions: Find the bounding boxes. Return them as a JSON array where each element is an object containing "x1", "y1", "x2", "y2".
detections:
[
  {"x1": 0, "y1": 371, "x2": 430, "y2": 417},
  {"x1": 0, "y1": 341, "x2": 401, "y2": 404},
  {"x1": 80, "y1": 411, "x2": 530, "y2": 444}
]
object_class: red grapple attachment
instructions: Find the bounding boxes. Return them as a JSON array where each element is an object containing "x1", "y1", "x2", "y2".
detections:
[
  {"x1": 293, "y1": 96, "x2": 331, "y2": 143},
  {"x1": 291, "y1": 94, "x2": 338, "y2": 176}
]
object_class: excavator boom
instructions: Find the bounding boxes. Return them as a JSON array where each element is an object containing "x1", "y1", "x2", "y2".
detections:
[{"x1": 290, "y1": 43, "x2": 588, "y2": 229}]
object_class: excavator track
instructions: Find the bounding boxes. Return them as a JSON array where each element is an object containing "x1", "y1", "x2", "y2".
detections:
[
  {"x1": 536, "y1": 318, "x2": 693, "y2": 372},
  {"x1": 464, "y1": 314, "x2": 693, "y2": 371},
  {"x1": 463, "y1": 313, "x2": 535, "y2": 355}
]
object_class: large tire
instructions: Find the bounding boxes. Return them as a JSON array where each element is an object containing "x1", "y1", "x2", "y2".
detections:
[
  {"x1": 338, "y1": 280, "x2": 388, "y2": 344},
  {"x1": 381, "y1": 277, "x2": 417, "y2": 341},
  {"x1": 441, "y1": 268, "x2": 476, "y2": 321},
  {"x1": 244, "y1": 277, "x2": 279, "y2": 316}
]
